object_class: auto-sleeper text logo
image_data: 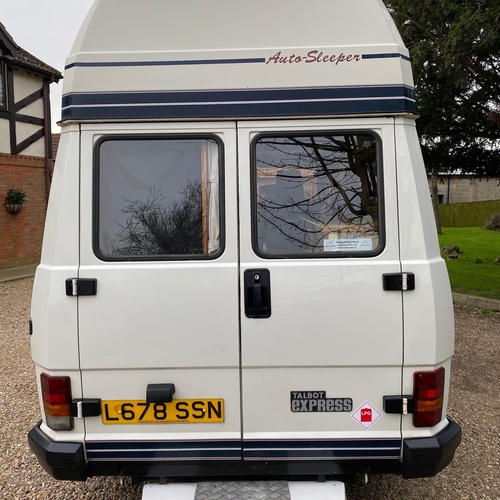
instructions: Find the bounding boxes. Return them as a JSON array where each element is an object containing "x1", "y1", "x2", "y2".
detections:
[{"x1": 266, "y1": 50, "x2": 361, "y2": 66}]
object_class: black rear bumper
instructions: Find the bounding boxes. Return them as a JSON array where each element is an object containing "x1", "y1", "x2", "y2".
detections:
[
  {"x1": 28, "y1": 418, "x2": 461, "y2": 482},
  {"x1": 402, "y1": 417, "x2": 462, "y2": 478},
  {"x1": 28, "y1": 421, "x2": 86, "y2": 481}
]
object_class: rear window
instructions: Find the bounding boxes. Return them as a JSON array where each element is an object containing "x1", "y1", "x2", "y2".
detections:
[
  {"x1": 252, "y1": 133, "x2": 382, "y2": 257},
  {"x1": 94, "y1": 136, "x2": 223, "y2": 260}
]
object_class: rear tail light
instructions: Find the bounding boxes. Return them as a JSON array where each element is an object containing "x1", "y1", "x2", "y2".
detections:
[
  {"x1": 413, "y1": 367, "x2": 445, "y2": 428},
  {"x1": 40, "y1": 373, "x2": 74, "y2": 430}
]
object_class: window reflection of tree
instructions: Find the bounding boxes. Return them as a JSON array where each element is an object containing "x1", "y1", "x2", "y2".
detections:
[
  {"x1": 109, "y1": 181, "x2": 204, "y2": 256},
  {"x1": 256, "y1": 135, "x2": 378, "y2": 253},
  {"x1": 102, "y1": 140, "x2": 220, "y2": 258}
]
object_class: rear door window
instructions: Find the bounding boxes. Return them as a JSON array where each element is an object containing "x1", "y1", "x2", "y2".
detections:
[
  {"x1": 95, "y1": 136, "x2": 223, "y2": 260},
  {"x1": 252, "y1": 133, "x2": 382, "y2": 257}
]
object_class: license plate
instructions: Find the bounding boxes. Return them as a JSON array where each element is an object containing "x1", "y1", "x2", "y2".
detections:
[{"x1": 101, "y1": 399, "x2": 224, "y2": 424}]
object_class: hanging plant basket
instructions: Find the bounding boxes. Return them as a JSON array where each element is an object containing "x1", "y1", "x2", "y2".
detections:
[
  {"x1": 4, "y1": 203, "x2": 23, "y2": 215},
  {"x1": 4, "y1": 189, "x2": 27, "y2": 214}
]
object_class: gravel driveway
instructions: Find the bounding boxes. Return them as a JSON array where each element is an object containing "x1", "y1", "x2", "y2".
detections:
[{"x1": 1, "y1": 277, "x2": 499, "y2": 499}]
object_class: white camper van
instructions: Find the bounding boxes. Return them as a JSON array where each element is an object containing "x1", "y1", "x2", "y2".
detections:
[{"x1": 29, "y1": 0, "x2": 461, "y2": 485}]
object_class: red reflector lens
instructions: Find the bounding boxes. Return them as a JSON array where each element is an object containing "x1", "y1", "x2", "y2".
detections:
[
  {"x1": 417, "y1": 388, "x2": 443, "y2": 400},
  {"x1": 40, "y1": 373, "x2": 72, "y2": 417},
  {"x1": 413, "y1": 367, "x2": 445, "y2": 428}
]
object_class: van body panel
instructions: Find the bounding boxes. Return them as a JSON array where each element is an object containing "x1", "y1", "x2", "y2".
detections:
[
  {"x1": 70, "y1": 0, "x2": 405, "y2": 55},
  {"x1": 395, "y1": 121, "x2": 454, "y2": 365},
  {"x1": 239, "y1": 261, "x2": 403, "y2": 368},
  {"x1": 401, "y1": 260, "x2": 454, "y2": 365},
  {"x1": 395, "y1": 120, "x2": 443, "y2": 260},
  {"x1": 37, "y1": 127, "x2": 80, "y2": 267},
  {"x1": 76, "y1": 264, "x2": 240, "y2": 370},
  {"x1": 30, "y1": 269, "x2": 80, "y2": 370},
  {"x1": 31, "y1": 128, "x2": 80, "y2": 371}
]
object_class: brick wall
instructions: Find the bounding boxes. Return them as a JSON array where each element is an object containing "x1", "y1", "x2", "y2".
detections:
[{"x1": 0, "y1": 153, "x2": 47, "y2": 269}]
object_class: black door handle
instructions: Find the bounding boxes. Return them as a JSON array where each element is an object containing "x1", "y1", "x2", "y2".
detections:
[{"x1": 244, "y1": 269, "x2": 271, "y2": 318}]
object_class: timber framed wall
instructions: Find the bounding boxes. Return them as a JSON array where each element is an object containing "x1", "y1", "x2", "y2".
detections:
[{"x1": 0, "y1": 23, "x2": 61, "y2": 269}]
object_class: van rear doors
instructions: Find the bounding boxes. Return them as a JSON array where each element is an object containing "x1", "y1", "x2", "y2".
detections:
[{"x1": 77, "y1": 117, "x2": 403, "y2": 464}]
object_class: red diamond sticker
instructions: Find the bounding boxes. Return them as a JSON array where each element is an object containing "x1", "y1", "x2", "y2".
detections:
[{"x1": 352, "y1": 401, "x2": 382, "y2": 429}]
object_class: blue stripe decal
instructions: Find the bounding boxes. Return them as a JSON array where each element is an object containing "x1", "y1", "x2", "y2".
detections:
[
  {"x1": 88, "y1": 449, "x2": 242, "y2": 460},
  {"x1": 362, "y1": 53, "x2": 411, "y2": 62},
  {"x1": 62, "y1": 86, "x2": 415, "y2": 107},
  {"x1": 244, "y1": 449, "x2": 400, "y2": 460},
  {"x1": 86, "y1": 440, "x2": 242, "y2": 461},
  {"x1": 61, "y1": 85, "x2": 416, "y2": 121},
  {"x1": 86, "y1": 440, "x2": 241, "y2": 451},
  {"x1": 243, "y1": 439, "x2": 401, "y2": 449},
  {"x1": 65, "y1": 57, "x2": 266, "y2": 70},
  {"x1": 62, "y1": 99, "x2": 415, "y2": 120},
  {"x1": 85, "y1": 438, "x2": 401, "y2": 462},
  {"x1": 244, "y1": 438, "x2": 401, "y2": 460}
]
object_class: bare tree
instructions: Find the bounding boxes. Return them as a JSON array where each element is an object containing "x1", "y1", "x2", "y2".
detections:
[
  {"x1": 110, "y1": 180, "x2": 203, "y2": 256},
  {"x1": 256, "y1": 135, "x2": 378, "y2": 252}
]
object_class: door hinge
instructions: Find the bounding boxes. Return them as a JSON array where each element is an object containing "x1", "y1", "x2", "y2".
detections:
[
  {"x1": 383, "y1": 395, "x2": 414, "y2": 415},
  {"x1": 383, "y1": 273, "x2": 415, "y2": 291},
  {"x1": 65, "y1": 278, "x2": 97, "y2": 296},
  {"x1": 71, "y1": 399, "x2": 102, "y2": 418}
]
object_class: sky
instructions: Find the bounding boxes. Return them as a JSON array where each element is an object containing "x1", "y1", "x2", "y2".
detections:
[{"x1": 1, "y1": 0, "x2": 95, "y2": 131}]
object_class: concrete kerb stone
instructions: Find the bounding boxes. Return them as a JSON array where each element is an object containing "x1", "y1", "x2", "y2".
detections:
[
  {"x1": 452, "y1": 293, "x2": 500, "y2": 313},
  {"x1": 1, "y1": 264, "x2": 500, "y2": 312},
  {"x1": 0, "y1": 264, "x2": 38, "y2": 283}
]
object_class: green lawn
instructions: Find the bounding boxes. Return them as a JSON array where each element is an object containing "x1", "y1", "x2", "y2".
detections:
[{"x1": 438, "y1": 227, "x2": 500, "y2": 301}]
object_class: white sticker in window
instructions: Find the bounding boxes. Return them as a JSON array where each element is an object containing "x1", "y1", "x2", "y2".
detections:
[{"x1": 323, "y1": 238, "x2": 373, "y2": 252}]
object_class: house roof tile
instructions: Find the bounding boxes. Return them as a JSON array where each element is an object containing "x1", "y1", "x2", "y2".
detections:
[{"x1": 0, "y1": 22, "x2": 62, "y2": 80}]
